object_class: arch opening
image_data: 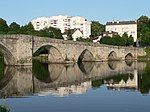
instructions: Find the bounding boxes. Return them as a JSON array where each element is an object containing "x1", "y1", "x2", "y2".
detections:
[
  {"x1": 108, "y1": 51, "x2": 118, "y2": 61},
  {"x1": 0, "y1": 44, "x2": 16, "y2": 65},
  {"x1": 125, "y1": 53, "x2": 134, "y2": 60},
  {"x1": 108, "y1": 61, "x2": 117, "y2": 70},
  {"x1": 77, "y1": 49, "x2": 94, "y2": 63},
  {"x1": 33, "y1": 45, "x2": 63, "y2": 63}
]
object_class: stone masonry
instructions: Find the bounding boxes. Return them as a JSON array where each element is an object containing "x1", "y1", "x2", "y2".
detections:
[{"x1": 0, "y1": 34, "x2": 146, "y2": 65}]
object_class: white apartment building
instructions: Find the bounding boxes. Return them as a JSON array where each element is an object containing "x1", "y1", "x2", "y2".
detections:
[
  {"x1": 31, "y1": 15, "x2": 91, "y2": 39},
  {"x1": 106, "y1": 21, "x2": 137, "y2": 42}
]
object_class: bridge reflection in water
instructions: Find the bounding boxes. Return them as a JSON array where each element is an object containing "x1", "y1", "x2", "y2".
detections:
[{"x1": 0, "y1": 61, "x2": 149, "y2": 98}]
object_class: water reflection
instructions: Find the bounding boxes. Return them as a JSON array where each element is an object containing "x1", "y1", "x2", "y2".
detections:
[{"x1": 0, "y1": 60, "x2": 150, "y2": 98}]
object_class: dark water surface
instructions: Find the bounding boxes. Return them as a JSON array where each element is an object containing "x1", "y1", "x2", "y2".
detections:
[{"x1": 0, "y1": 60, "x2": 150, "y2": 112}]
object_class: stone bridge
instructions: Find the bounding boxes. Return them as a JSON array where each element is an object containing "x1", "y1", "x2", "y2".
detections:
[{"x1": 0, "y1": 35, "x2": 146, "y2": 65}]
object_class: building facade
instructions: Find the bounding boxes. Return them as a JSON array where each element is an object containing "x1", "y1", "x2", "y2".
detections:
[
  {"x1": 106, "y1": 21, "x2": 137, "y2": 42},
  {"x1": 31, "y1": 15, "x2": 91, "y2": 39}
]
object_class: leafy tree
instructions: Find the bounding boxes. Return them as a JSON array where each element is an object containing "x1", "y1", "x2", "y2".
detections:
[
  {"x1": 137, "y1": 16, "x2": 149, "y2": 35},
  {"x1": 7, "y1": 31, "x2": 18, "y2": 34},
  {"x1": 91, "y1": 21, "x2": 104, "y2": 38},
  {"x1": 113, "y1": 35, "x2": 126, "y2": 46},
  {"x1": 141, "y1": 31, "x2": 150, "y2": 45},
  {"x1": 128, "y1": 35, "x2": 134, "y2": 46},
  {"x1": 0, "y1": 18, "x2": 9, "y2": 33},
  {"x1": 19, "y1": 22, "x2": 35, "y2": 34},
  {"x1": 122, "y1": 33, "x2": 134, "y2": 46},
  {"x1": 9, "y1": 22, "x2": 20, "y2": 31},
  {"x1": 137, "y1": 16, "x2": 150, "y2": 45},
  {"x1": 100, "y1": 35, "x2": 126, "y2": 46},
  {"x1": 100, "y1": 36, "x2": 112, "y2": 45},
  {"x1": 122, "y1": 32, "x2": 128, "y2": 44}
]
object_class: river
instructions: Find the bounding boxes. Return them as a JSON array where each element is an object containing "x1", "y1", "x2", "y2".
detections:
[{"x1": 0, "y1": 60, "x2": 150, "y2": 112}]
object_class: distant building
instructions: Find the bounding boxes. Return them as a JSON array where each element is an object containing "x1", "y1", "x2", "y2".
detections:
[
  {"x1": 31, "y1": 15, "x2": 91, "y2": 40},
  {"x1": 62, "y1": 29, "x2": 83, "y2": 41},
  {"x1": 106, "y1": 21, "x2": 137, "y2": 42}
]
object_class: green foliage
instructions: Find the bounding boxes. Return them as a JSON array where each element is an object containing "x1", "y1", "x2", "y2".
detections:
[
  {"x1": 144, "y1": 47, "x2": 150, "y2": 55},
  {"x1": 0, "y1": 18, "x2": 9, "y2": 33},
  {"x1": 128, "y1": 35, "x2": 134, "y2": 46},
  {"x1": 32, "y1": 60, "x2": 49, "y2": 82},
  {"x1": 92, "y1": 79, "x2": 103, "y2": 88},
  {"x1": 100, "y1": 33, "x2": 134, "y2": 46},
  {"x1": 104, "y1": 74, "x2": 133, "y2": 84},
  {"x1": 77, "y1": 38, "x2": 93, "y2": 42},
  {"x1": 138, "y1": 62, "x2": 150, "y2": 94},
  {"x1": 7, "y1": 31, "x2": 18, "y2": 34},
  {"x1": 91, "y1": 21, "x2": 104, "y2": 37},
  {"x1": 19, "y1": 22, "x2": 35, "y2": 35},
  {"x1": 100, "y1": 35, "x2": 126, "y2": 46},
  {"x1": 9, "y1": 22, "x2": 20, "y2": 31},
  {"x1": 0, "y1": 105, "x2": 10, "y2": 112},
  {"x1": 137, "y1": 16, "x2": 150, "y2": 45},
  {"x1": 0, "y1": 18, "x2": 63, "y2": 39}
]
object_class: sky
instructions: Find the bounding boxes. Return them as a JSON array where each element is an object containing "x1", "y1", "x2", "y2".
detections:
[{"x1": 0, "y1": 0, "x2": 150, "y2": 25}]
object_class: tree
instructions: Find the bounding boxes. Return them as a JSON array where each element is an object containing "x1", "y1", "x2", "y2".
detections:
[
  {"x1": 137, "y1": 16, "x2": 149, "y2": 40},
  {"x1": 19, "y1": 22, "x2": 34, "y2": 34},
  {"x1": 122, "y1": 32, "x2": 128, "y2": 45},
  {"x1": 100, "y1": 36, "x2": 112, "y2": 45},
  {"x1": 137, "y1": 16, "x2": 150, "y2": 45},
  {"x1": 128, "y1": 35, "x2": 134, "y2": 46},
  {"x1": 141, "y1": 31, "x2": 150, "y2": 45},
  {"x1": 9, "y1": 22, "x2": 20, "y2": 31},
  {"x1": 34, "y1": 27, "x2": 63, "y2": 39},
  {"x1": 0, "y1": 18, "x2": 9, "y2": 33},
  {"x1": 91, "y1": 21, "x2": 104, "y2": 38}
]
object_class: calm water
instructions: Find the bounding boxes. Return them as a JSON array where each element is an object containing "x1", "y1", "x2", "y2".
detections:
[{"x1": 0, "y1": 60, "x2": 150, "y2": 112}]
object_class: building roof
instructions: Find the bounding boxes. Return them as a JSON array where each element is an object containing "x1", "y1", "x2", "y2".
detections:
[
  {"x1": 63, "y1": 29, "x2": 83, "y2": 35},
  {"x1": 106, "y1": 21, "x2": 137, "y2": 25}
]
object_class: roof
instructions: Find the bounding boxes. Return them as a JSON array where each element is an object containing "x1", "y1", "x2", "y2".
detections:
[
  {"x1": 63, "y1": 29, "x2": 82, "y2": 35},
  {"x1": 106, "y1": 21, "x2": 137, "y2": 25}
]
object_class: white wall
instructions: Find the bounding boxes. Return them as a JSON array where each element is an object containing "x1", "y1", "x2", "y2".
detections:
[
  {"x1": 31, "y1": 15, "x2": 91, "y2": 39},
  {"x1": 106, "y1": 23, "x2": 137, "y2": 42}
]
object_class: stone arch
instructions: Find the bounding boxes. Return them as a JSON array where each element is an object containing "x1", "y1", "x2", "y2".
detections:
[
  {"x1": 78, "y1": 49, "x2": 94, "y2": 63},
  {"x1": 125, "y1": 53, "x2": 134, "y2": 60},
  {"x1": 125, "y1": 60, "x2": 133, "y2": 67},
  {"x1": 0, "y1": 43, "x2": 16, "y2": 65},
  {"x1": 0, "y1": 66, "x2": 14, "y2": 90},
  {"x1": 108, "y1": 51, "x2": 117, "y2": 60},
  {"x1": 108, "y1": 61, "x2": 117, "y2": 70},
  {"x1": 78, "y1": 62, "x2": 95, "y2": 75},
  {"x1": 34, "y1": 45, "x2": 64, "y2": 63}
]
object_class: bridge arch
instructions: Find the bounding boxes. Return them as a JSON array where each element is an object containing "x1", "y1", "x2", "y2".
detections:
[
  {"x1": 108, "y1": 51, "x2": 117, "y2": 60},
  {"x1": 125, "y1": 53, "x2": 134, "y2": 60},
  {"x1": 0, "y1": 43, "x2": 16, "y2": 65},
  {"x1": 34, "y1": 45, "x2": 64, "y2": 63},
  {"x1": 108, "y1": 61, "x2": 117, "y2": 70},
  {"x1": 77, "y1": 49, "x2": 94, "y2": 63}
]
